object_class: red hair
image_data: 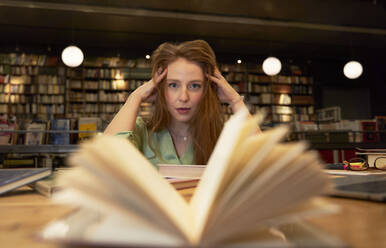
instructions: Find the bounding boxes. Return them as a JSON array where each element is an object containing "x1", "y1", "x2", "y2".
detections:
[{"x1": 147, "y1": 40, "x2": 224, "y2": 165}]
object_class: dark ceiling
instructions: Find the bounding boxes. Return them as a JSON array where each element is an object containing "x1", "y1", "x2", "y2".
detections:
[{"x1": 0, "y1": 0, "x2": 385, "y2": 60}]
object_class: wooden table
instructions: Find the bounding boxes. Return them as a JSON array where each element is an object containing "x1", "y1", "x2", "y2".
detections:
[{"x1": 0, "y1": 187, "x2": 385, "y2": 248}]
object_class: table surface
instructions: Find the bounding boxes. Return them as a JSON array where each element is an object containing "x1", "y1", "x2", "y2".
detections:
[{"x1": 0, "y1": 187, "x2": 385, "y2": 248}]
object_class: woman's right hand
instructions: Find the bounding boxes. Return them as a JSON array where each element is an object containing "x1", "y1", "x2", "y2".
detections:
[{"x1": 132, "y1": 67, "x2": 168, "y2": 102}]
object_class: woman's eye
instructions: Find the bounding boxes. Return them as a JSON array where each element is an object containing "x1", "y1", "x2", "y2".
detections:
[
  {"x1": 189, "y1": 83, "x2": 202, "y2": 89},
  {"x1": 168, "y1": 83, "x2": 178, "y2": 88}
]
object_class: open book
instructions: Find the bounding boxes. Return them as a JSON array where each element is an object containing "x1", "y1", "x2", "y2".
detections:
[{"x1": 41, "y1": 109, "x2": 336, "y2": 247}]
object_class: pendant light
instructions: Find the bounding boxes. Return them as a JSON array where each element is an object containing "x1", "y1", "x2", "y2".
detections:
[
  {"x1": 61, "y1": 45, "x2": 84, "y2": 67},
  {"x1": 262, "y1": 56, "x2": 282, "y2": 76},
  {"x1": 343, "y1": 61, "x2": 363, "y2": 79}
]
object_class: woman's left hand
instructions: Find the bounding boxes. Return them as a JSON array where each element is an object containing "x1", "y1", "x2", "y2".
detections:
[{"x1": 208, "y1": 68, "x2": 243, "y2": 106}]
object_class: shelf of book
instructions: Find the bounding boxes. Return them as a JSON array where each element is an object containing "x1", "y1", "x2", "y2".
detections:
[
  {"x1": 2, "y1": 53, "x2": 314, "y2": 126},
  {"x1": 65, "y1": 57, "x2": 152, "y2": 121},
  {"x1": 220, "y1": 62, "x2": 315, "y2": 124},
  {"x1": 0, "y1": 54, "x2": 66, "y2": 119}
]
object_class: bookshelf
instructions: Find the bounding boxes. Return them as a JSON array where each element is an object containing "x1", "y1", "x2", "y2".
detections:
[
  {"x1": 66, "y1": 57, "x2": 152, "y2": 121},
  {"x1": 1, "y1": 53, "x2": 314, "y2": 127},
  {"x1": 0, "y1": 54, "x2": 66, "y2": 120},
  {"x1": 220, "y1": 62, "x2": 315, "y2": 126}
]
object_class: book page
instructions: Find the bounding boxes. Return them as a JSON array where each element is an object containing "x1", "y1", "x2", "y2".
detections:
[
  {"x1": 47, "y1": 190, "x2": 186, "y2": 246},
  {"x1": 189, "y1": 109, "x2": 250, "y2": 243},
  {"x1": 201, "y1": 127, "x2": 291, "y2": 231},
  {"x1": 205, "y1": 199, "x2": 339, "y2": 246},
  {"x1": 203, "y1": 148, "x2": 331, "y2": 243},
  {"x1": 216, "y1": 115, "x2": 267, "y2": 188},
  {"x1": 65, "y1": 135, "x2": 193, "y2": 243},
  {"x1": 214, "y1": 126, "x2": 290, "y2": 209},
  {"x1": 56, "y1": 166, "x2": 181, "y2": 236}
]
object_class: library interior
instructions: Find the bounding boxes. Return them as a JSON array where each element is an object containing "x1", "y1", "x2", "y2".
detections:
[{"x1": 0, "y1": 1, "x2": 385, "y2": 247}]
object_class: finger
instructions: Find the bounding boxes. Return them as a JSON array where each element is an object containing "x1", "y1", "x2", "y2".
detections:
[
  {"x1": 155, "y1": 67, "x2": 168, "y2": 84},
  {"x1": 213, "y1": 69, "x2": 223, "y2": 79},
  {"x1": 208, "y1": 74, "x2": 221, "y2": 84}
]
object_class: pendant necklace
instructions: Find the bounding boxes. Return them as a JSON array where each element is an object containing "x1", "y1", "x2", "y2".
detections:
[{"x1": 169, "y1": 129, "x2": 189, "y2": 142}]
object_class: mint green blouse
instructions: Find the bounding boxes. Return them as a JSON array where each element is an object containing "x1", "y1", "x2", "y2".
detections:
[{"x1": 115, "y1": 117, "x2": 195, "y2": 168}]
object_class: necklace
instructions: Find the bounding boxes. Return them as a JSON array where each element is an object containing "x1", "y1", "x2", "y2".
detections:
[{"x1": 168, "y1": 129, "x2": 190, "y2": 141}]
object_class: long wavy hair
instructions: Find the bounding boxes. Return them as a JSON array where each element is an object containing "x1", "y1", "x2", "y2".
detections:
[{"x1": 147, "y1": 40, "x2": 224, "y2": 165}]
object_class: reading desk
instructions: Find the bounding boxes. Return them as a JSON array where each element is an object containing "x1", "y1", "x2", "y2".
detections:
[{"x1": 0, "y1": 187, "x2": 385, "y2": 248}]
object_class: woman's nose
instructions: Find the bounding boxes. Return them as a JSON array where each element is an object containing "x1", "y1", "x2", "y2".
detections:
[{"x1": 179, "y1": 87, "x2": 189, "y2": 102}]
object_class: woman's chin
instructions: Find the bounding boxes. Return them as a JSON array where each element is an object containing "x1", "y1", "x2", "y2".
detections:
[{"x1": 171, "y1": 115, "x2": 193, "y2": 124}]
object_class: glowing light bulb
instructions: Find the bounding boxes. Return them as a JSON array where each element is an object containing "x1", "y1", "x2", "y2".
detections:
[
  {"x1": 262, "y1": 57, "x2": 282, "y2": 76},
  {"x1": 343, "y1": 61, "x2": 363, "y2": 79},
  {"x1": 61, "y1": 45, "x2": 84, "y2": 67}
]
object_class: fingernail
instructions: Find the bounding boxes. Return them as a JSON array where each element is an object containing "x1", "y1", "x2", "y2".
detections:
[{"x1": 158, "y1": 67, "x2": 163, "y2": 74}]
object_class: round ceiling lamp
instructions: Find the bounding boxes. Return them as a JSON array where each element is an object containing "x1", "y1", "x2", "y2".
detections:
[
  {"x1": 343, "y1": 61, "x2": 363, "y2": 79},
  {"x1": 262, "y1": 57, "x2": 282, "y2": 76},
  {"x1": 61, "y1": 45, "x2": 84, "y2": 67}
]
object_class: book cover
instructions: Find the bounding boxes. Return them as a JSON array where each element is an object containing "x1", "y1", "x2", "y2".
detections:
[
  {"x1": 78, "y1": 117, "x2": 101, "y2": 141},
  {"x1": 0, "y1": 123, "x2": 14, "y2": 145},
  {"x1": 0, "y1": 168, "x2": 51, "y2": 195},
  {"x1": 41, "y1": 110, "x2": 337, "y2": 247},
  {"x1": 361, "y1": 121, "x2": 377, "y2": 143},
  {"x1": 50, "y1": 119, "x2": 70, "y2": 145},
  {"x1": 25, "y1": 123, "x2": 46, "y2": 145}
]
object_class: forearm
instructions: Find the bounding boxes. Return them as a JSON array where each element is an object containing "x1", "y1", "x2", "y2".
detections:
[
  {"x1": 230, "y1": 96, "x2": 248, "y2": 114},
  {"x1": 230, "y1": 96, "x2": 262, "y2": 133},
  {"x1": 103, "y1": 92, "x2": 142, "y2": 135}
]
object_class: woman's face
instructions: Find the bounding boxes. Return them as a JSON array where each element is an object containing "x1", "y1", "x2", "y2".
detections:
[{"x1": 164, "y1": 57, "x2": 205, "y2": 124}]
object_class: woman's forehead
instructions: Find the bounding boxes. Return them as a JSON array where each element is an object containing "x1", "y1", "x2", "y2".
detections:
[{"x1": 166, "y1": 58, "x2": 204, "y2": 80}]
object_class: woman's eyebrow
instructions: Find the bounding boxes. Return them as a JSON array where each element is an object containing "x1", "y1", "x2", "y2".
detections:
[
  {"x1": 189, "y1": 79, "x2": 204, "y2": 83},
  {"x1": 166, "y1": 78, "x2": 180, "y2": 82},
  {"x1": 166, "y1": 79, "x2": 203, "y2": 83}
]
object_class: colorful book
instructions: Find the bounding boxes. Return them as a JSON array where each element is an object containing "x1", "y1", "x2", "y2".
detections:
[
  {"x1": 0, "y1": 123, "x2": 14, "y2": 145},
  {"x1": 78, "y1": 117, "x2": 101, "y2": 141},
  {"x1": 25, "y1": 123, "x2": 46, "y2": 145},
  {"x1": 50, "y1": 119, "x2": 70, "y2": 145}
]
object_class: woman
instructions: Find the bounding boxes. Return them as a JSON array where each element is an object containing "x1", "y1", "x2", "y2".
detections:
[{"x1": 104, "y1": 40, "x2": 250, "y2": 167}]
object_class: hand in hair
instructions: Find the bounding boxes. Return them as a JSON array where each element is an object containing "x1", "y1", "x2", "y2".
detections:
[
  {"x1": 208, "y1": 68, "x2": 244, "y2": 110},
  {"x1": 134, "y1": 67, "x2": 167, "y2": 103}
]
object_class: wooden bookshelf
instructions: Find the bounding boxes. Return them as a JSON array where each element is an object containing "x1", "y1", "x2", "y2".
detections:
[
  {"x1": 0, "y1": 54, "x2": 66, "y2": 120},
  {"x1": 220, "y1": 62, "x2": 315, "y2": 126},
  {"x1": 65, "y1": 58, "x2": 152, "y2": 121},
  {"x1": 1, "y1": 53, "x2": 315, "y2": 126}
]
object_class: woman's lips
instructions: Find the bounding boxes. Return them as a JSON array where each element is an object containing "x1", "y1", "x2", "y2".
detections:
[{"x1": 176, "y1": 108, "x2": 190, "y2": 114}]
